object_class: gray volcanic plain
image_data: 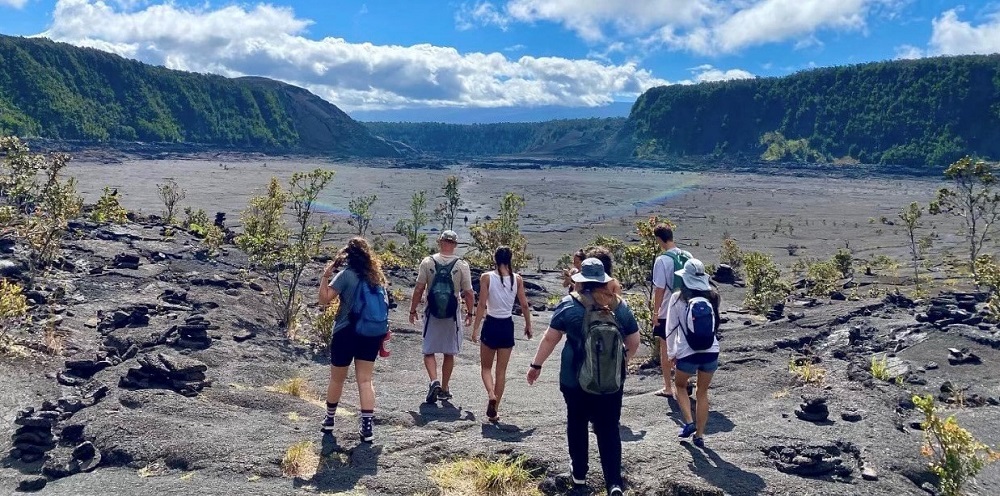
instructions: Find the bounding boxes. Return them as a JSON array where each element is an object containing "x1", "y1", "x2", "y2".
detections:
[{"x1": 2, "y1": 157, "x2": 999, "y2": 496}]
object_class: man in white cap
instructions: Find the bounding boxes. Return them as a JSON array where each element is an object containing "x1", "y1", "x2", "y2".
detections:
[{"x1": 409, "y1": 230, "x2": 475, "y2": 404}]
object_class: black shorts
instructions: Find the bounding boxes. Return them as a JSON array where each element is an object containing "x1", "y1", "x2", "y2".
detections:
[
  {"x1": 481, "y1": 316, "x2": 515, "y2": 349},
  {"x1": 653, "y1": 319, "x2": 667, "y2": 339},
  {"x1": 330, "y1": 326, "x2": 383, "y2": 367}
]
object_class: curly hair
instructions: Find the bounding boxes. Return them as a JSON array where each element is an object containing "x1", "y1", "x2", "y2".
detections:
[{"x1": 342, "y1": 237, "x2": 386, "y2": 286}]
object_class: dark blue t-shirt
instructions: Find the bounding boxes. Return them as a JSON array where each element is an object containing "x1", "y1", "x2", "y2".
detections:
[{"x1": 549, "y1": 293, "x2": 639, "y2": 390}]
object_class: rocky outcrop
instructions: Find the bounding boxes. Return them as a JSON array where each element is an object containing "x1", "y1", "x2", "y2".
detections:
[{"x1": 120, "y1": 352, "x2": 211, "y2": 397}]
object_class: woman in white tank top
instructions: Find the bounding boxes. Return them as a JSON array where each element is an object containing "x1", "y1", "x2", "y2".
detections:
[{"x1": 472, "y1": 246, "x2": 532, "y2": 422}]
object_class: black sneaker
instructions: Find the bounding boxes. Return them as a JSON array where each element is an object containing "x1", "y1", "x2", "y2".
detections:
[
  {"x1": 437, "y1": 389, "x2": 453, "y2": 401},
  {"x1": 320, "y1": 415, "x2": 336, "y2": 433},
  {"x1": 426, "y1": 380, "x2": 441, "y2": 404},
  {"x1": 608, "y1": 486, "x2": 624, "y2": 496},
  {"x1": 359, "y1": 417, "x2": 374, "y2": 443}
]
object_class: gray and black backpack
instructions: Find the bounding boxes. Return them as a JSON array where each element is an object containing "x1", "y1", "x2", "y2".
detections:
[{"x1": 571, "y1": 291, "x2": 625, "y2": 395}]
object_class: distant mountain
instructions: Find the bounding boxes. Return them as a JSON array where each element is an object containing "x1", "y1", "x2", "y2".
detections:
[
  {"x1": 628, "y1": 54, "x2": 1000, "y2": 167},
  {"x1": 0, "y1": 35, "x2": 404, "y2": 157},
  {"x1": 364, "y1": 118, "x2": 626, "y2": 157},
  {"x1": 351, "y1": 102, "x2": 632, "y2": 124}
]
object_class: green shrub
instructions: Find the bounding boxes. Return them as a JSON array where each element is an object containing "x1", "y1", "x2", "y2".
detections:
[
  {"x1": 0, "y1": 279, "x2": 29, "y2": 352},
  {"x1": 156, "y1": 179, "x2": 185, "y2": 224},
  {"x1": 833, "y1": 249, "x2": 853, "y2": 278},
  {"x1": 914, "y1": 394, "x2": 1000, "y2": 496},
  {"x1": 744, "y1": 251, "x2": 790, "y2": 314},
  {"x1": 719, "y1": 237, "x2": 743, "y2": 276},
  {"x1": 469, "y1": 192, "x2": 530, "y2": 269},
  {"x1": 91, "y1": 187, "x2": 128, "y2": 224},
  {"x1": 806, "y1": 259, "x2": 841, "y2": 297},
  {"x1": 183, "y1": 207, "x2": 210, "y2": 235}
]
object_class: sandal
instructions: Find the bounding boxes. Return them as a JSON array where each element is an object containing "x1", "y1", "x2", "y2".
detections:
[
  {"x1": 654, "y1": 388, "x2": 674, "y2": 398},
  {"x1": 693, "y1": 436, "x2": 705, "y2": 448}
]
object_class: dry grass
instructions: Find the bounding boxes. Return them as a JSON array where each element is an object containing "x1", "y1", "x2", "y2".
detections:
[
  {"x1": 429, "y1": 456, "x2": 541, "y2": 496},
  {"x1": 788, "y1": 358, "x2": 826, "y2": 385},
  {"x1": 271, "y1": 377, "x2": 310, "y2": 398},
  {"x1": 287, "y1": 412, "x2": 301, "y2": 422},
  {"x1": 138, "y1": 462, "x2": 167, "y2": 478},
  {"x1": 42, "y1": 324, "x2": 64, "y2": 356},
  {"x1": 772, "y1": 388, "x2": 790, "y2": 399},
  {"x1": 281, "y1": 441, "x2": 320, "y2": 478}
]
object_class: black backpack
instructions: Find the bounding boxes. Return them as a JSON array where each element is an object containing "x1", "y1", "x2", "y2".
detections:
[{"x1": 427, "y1": 258, "x2": 459, "y2": 319}]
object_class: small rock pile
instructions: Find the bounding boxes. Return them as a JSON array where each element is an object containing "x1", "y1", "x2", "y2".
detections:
[
  {"x1": 97, "y1": 305, "x2": 151, "y2": 334},
  {"x1": 765, "y1": 443, "x2": 855, "y2": 479},
  {"x1": 42, "y1": 440, "x2": 101, "y2": 480},
  {"x1": 175, "y1": 314, "x2": 214, "y2": 349},
  {"x1": 794, "y1": 395, "x2": 830, "y2": 422},
  {"x1": 10, "y1": 409, "x2": 57, "y2": 464},
  {"x1": 947, "y1": 347, "x2": 982, "y2": 365},
  {"x1": 917, "y1": 292, "x2": 988, "y2": 328},
  {"x1": 120, "y1": 352, "x2": 211, "y2": 397}
]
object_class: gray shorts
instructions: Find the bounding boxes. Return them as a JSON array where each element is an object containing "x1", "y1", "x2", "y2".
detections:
[{"x1": 422, "y1": 313, "x2": 462, "y2": 355}]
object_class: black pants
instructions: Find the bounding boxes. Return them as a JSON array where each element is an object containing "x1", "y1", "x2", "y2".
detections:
[{"x1": 561, "y1": 386, "x2": 624, "y2": 489}]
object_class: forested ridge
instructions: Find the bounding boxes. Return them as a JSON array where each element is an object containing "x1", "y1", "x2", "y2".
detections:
[
  {"x1": 364, "y1": 118, "x2": 625, "y2": 157},
  {"x1": 3, "y1": 32, "x2": 999, "y2": 167},
  {"x1": 0, "y1": 35, "x2": 402, "y2": 156},
  {"x1": 630, "y1": 55, "x2": 1000, "y2": 167}
]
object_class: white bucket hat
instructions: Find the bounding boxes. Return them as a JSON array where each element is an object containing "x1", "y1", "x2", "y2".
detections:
[{"x1": 675, "y1": 258, "x2": 711, "y2": 291}]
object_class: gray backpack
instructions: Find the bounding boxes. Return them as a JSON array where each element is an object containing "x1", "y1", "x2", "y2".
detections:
[{"x1": 571, "y1": 291, "x2": 625, "y2": 395}]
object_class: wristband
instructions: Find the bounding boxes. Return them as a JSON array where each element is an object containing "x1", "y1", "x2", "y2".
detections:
[{"x1": 530, "y1": 363, "x2": 542, "y2": 370}]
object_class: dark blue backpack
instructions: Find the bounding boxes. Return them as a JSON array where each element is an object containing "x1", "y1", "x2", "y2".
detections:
[
  {"x1": 682, "y1": 297, "x2": 716, "y2": 351},
  {"x1": 351, "y1": 279, "x2": 389, "y2": 337}
]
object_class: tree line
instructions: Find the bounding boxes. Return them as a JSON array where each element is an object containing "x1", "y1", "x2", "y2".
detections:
[{"x1": 630, "y1": 55, "x2": 1000, "y2": 167}]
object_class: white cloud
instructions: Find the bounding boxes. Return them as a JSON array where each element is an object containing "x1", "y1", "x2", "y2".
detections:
[
  {"x1": 0, "y1": 0, "x2": 29, "y2": 8},
  {"x1": 462, "y1": 0, "x2": 900, "y2": 55},
  {"x1": 928, "y1": 8, "x2": 1000, "y2": 56},
  {"x1": 892, "y1": 8, "x2": 1000, "y2": 59},
  {"x1": 687, "y1": 64, "x2": 754, "y2": 83},
  {"x1": 456, "y1": 1, "x2": 510, "y2": 31},
  {"x1": 894, "y1": 44, "x2": 924, "y2": 59},
  {"x1": 41, "y1": 0, "x2": 668, "y2": 111}
]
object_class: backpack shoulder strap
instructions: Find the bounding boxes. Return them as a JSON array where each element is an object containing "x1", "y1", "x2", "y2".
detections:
[{"x1": 444, "y1": 258, "x2": 460, "y2": 271}]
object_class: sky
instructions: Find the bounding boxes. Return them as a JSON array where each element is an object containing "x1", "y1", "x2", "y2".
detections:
[{"x1": 0, "y1": 1, "x2": 999, "y2": 113}]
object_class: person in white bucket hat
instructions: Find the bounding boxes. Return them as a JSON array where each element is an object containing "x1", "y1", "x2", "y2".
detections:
[{"x1": 664, "y1": 258, "x2": 721, "y2": 448}]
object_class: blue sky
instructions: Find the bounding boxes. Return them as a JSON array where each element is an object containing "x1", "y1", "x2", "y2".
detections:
[{"x1": 0, "y1": 1, "x2": 997, "y2": 112}]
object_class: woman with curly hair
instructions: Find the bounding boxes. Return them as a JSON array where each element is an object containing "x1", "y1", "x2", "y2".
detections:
[{"x1": 318, "y1": 237, "x2": 388, "y2": 442}]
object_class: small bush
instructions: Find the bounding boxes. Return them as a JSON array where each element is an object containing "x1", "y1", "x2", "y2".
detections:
[
  {"x1": 805, "y1": 259, "x2": 841, "y2": 297},
  {"x1": 281, "y1": 441, "x2": 319, "y2": 478},
  {"x1": 429, "y1": 455, "x2": 540, "y2": 496},
  {"x1": 914, "y1": 394, "x2": 1000, "y2": 496},
  {"x1": 202, "y1": 224, "x2": 224, "y2": 254},
  {"x1": 720, "y1": 237, "x2": 743, "y2": 276},
  {"x1": 156, "y1": 179, "x2": 186, "y2": 224},
  {"x1": 833, "y1": 249, "x2": 853, "y2": 278},
  {"x1": 310, "y1": 302, "x2": 338, "y2": 347},
  {"x1": 42, "y1": 323, "x2": 64, "y2": 356},
  {"x1": 183, "y1": 207, "x2": 210, "y2": 235},
  {"x1": 870, "y1": 355, "x2": 894, "y2": 382},
  {"x1": 91, "y1": 187, "x2": 128, "y2": 224},
  {"x1": 744, "y1": 251, "x2": 791, "y2": 314},
  {"x1": 788, "y1": 358, "x2": 826, "y2": 385},
  {"x1": 0, "y1": 279, "x2": 29, "y2": 351}
]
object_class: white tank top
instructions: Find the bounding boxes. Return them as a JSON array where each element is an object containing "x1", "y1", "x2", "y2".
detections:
[{"x1": 486, "y1": 271, "x2": 517, "y2": 319}]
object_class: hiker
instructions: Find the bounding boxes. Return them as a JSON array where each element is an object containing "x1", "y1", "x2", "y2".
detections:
[
  {"x1": 408, "y1": 230, "x2": 475, "y2": 404},
  {"x1": 561, "y1": 249, "x2": 586, "y2": 292},
  {"x1": 471, "y1": 246, "x2": 532, "y2": 422},
  {"x1": 585, "y1": 246, "x2": 623, "y2": 295},
  {"x1": 527, "y1": 258, "x2": 639, "y2": 496},
  {"x1": 318, "y1": 237, "x2": 390, "y2": 442},
  {"x1": 650, "y1": 224, "x2": 693, "y2": 398},
  {"x1": 665, "y1": 258, "x2": 721, "y2": 448}
]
